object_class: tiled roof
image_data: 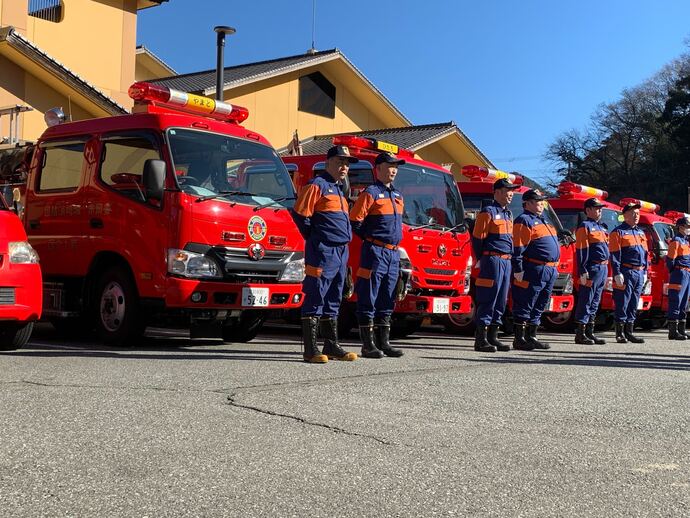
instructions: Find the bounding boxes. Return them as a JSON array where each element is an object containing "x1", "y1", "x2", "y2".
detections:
[{"x1": 151, "y1": 49, "x2": 341, "y2": 94}]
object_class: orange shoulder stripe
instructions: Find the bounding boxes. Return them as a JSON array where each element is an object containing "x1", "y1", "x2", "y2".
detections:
[{"x1": 293, "y1": 183, "x2": 321, "y2": 217}]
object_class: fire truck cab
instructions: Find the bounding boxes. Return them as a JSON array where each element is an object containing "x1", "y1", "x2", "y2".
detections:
[
  {"x1": 548, "y1": 182, "x2": 653, "y2": 328},
  {"x1": 0, "y1": 189, "x2": 41, "y2": 350},
  {"x1": 22, "y1": 82, "x2": 305, "y2": 345},
  {"x1": 284, "y1": 135, "x2": 473, "y2": 336},
  {"x1": 454, "y1": 166, "x2": 575, "y2": 333}
]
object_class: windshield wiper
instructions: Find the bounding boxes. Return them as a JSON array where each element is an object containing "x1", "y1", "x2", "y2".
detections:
[
  {"x1": 195, "y1": 191, "x2": 257, "y2": 203},
  {"x1": 439, "y1": 222, "x2": 467, "y2": 234},
  {"x1": 408, "y1": 222, "x2": 445, "y2": 232},
  {"x1": 254, "y1": 196, "x2": 296, "y2": 211}
]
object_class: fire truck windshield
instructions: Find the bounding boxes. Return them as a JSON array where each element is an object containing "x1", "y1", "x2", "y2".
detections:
[
  {"x1": 552, "y1": 207, "x2": 621, "y2": 233},
  {"x1": 462, "y1": 192, "x2": 563, "y2": 230},
  {"x1": 650, "y1": 221, "x2": 675, "y2": 251},
  {"x1": 167, "y1": 128, "x2": 295, "y2": 207}
]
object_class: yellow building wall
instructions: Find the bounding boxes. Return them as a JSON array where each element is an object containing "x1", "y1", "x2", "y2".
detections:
[
  {"x1": 417, "y1": 138, "x2": 491, "y2": 181},
  {"x1": 224, "y1": 69, "x2": 385, "y2": 150}
]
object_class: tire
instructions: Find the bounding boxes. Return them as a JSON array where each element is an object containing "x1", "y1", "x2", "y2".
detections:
[
  {"x1": 542, "y1": 310, "x2": 575, "y2": 333},
  {"x1": 92, "y1": 266, "x2": 146, "y2": 346},
  {"x1": 0, "y1": 321, "x2": 34, "y2": 351},
  {"x1": 221, "y1": 311, "x2": 266, "y2": 343},
  {"x1": 391, "y1": 316, "x2": 423, "y2": 338},
  {"x1": 443, "y1": 302, "x2": 476, "y2": 335}
]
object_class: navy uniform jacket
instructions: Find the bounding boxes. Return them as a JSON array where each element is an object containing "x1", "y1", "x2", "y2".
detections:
[
  {"x1": 666, "y1": 235, "x2": 690, "y2": 272},
  {"x1": 472, "y1": 201, "x2": 513, "y2": 258},
  {"x1": 291, "y1": 173, "x2": 351, "y2": 245},
  {"x1": 512, "y1": 210, "x2": 560, "y2": 273},
  {"x1": 349, "y1": 180, "x2": 403, "y2": 245},
  {"x1": 609, "y1": 223, "x2": 648, "y2": 276},
  {"x1": 575, "y1": 218, "x2": 610, "y2": 276}
]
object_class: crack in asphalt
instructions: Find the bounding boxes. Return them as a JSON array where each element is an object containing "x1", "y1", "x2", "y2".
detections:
[{"x1": 225, "y1": 392, "x2": 396, "y2": 446}]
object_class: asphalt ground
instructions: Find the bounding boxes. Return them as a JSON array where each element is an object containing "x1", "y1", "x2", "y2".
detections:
[{"x1": 1, "y1": 323, "x2": 689, "y2": 517}]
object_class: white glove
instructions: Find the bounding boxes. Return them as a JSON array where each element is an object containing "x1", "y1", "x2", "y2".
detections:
[
  {"x1": 579, "y1": 272, "x2": 589, "y2": 285},
  {"x1": 514, "y1": 271, "x2": 524, "y2": 282},
  {"x1": 474, "y1": 258, "x2": 481, "y2": 269},
  {"x1": 614, "y1": 274, "x2": 624, "y2": 286}
]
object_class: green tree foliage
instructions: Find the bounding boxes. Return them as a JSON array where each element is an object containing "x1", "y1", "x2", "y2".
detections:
[{"x1": 546, "y1": 52, "x2": 690, "y2": 212}]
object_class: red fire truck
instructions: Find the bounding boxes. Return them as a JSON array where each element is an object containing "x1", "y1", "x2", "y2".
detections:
[
  {"x1": 451, "y1": 166, "x2": 575, "y2": 333},
  {"x1": 548, "y1": 182, "x2": 653, "y2": 328},
  {"x1": 17, "y1": 82, "x2": 305, "y2": 345},
  {"x1": 284, "y1": 135, "x2": 473, "y2": 336},
  {"x1": 0, "y1": 189, "x2": 41, "y2": 350}
]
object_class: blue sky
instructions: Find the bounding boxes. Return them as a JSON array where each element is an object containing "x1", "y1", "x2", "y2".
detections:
[{"x1": 139, "y1": 0, "x2": 690, "y2": 185}]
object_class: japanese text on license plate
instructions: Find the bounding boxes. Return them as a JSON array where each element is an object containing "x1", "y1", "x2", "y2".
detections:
[{"x1": 242, "y1": 287, "x2": 269, "y2": 307}]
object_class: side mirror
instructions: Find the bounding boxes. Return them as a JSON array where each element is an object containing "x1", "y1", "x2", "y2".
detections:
[{"x1": 143, "y1": 159, "x2": 166, "y2": 202}]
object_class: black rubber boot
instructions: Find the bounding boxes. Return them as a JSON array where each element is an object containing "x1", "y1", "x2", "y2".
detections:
[
  {"x1": 488, "y1": 324, "x2": 510, "y2": 351},
  {"x1": 301, "y1": 316, "x2": 327, "y2": 363},
  {"x1": 526, "y1": 324, "x2": 550, "y2": 350},
  {"x1": 359, "y1": 321, "x2": 384, "y2": 359},
  {"x1": 474, "y1": 324, "x2": 496, "y2": 352},
  {"x1": 624, "y1": 322, "x2": 644, "y2": 344},
  {"x1": 375, "y1": 316, "x2": 403, "y2": 357},
  {"x1": 512, "y1": 321, "x2": 534, "y2": 351},
  {"x1": 668, "y1": 320, "x2": 687, "y2": 341},
  {"x1": 575, "y1": 323, "x2": 595, "y2": 345},
  {"x1": 320, "y1": 318, "x2": 357, "y2": 361},
  {"x1": 615, "y1": 322, "x2": 628, "y2": 343},
  {"x1": 678, "y1": 319, "x2": 690, "y2": 339},
  {"x1": 585, "y1": 321, "x2": 606, "y2": 344}
]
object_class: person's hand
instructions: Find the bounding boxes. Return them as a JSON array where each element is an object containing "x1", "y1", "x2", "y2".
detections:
[
  {"x1": 614, "y1": 273, "x2": 624, "y2": 286},
  {"x1": 474, "y1": 259, "x2": 481, "y2": 269},
  {"x1": 579, "y1": 272, "x2": 589, "y2": 286},
  {"x1": 514, "y1": 271, "x2": 524, "y2": 282}
]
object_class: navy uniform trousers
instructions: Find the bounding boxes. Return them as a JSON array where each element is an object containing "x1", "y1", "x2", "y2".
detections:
[
  {"x1": 355, "y1": 241, "x2": 399, "y2": 320},
  {"x1": 475, "y1": 255, "x2": 511, "y2": 326},
  {"x1": 667, "y1": 269, "x2": 690, "y2": 321},
  {"x1": 613, "y1": 267, "x2": 645, "y2": 322},
  {"x1": 512, "y1": 263, "x2": 558, "y2": 325},
  {"x1": 574, "y1": 263, "x2": 607, "y2": 324},
  {"x1": 301, "y1": 239, "x2": 349, "y2": 318}
]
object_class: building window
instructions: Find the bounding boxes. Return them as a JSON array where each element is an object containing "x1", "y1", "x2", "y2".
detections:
[
  {"x1": 298, "y1": 72, "x2": 336, "y2": 118},
  {"x1": 28, "y1": 0, "x2": 63, "y2": 23}
]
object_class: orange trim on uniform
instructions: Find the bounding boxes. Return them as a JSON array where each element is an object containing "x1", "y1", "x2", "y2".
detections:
[
  {"x1": 613, "y1": 283, "x2": 626, "y2": 290},
  {"x1": 356, "y1": 267, "x2": 372, "y2": 279},
  {"x1": 575, "y1": 227, "x2": 589, "y2": 249},
  {"x1": 513, "y1": 279, "x2": 529, "y2": 289},
  {"x1": 293, "y1": 183, "x2": 321, "y2": 217},
  {"x1": 489, "y1": 218, "x2": 512, "y2": 235},
  {"x1": 305, "y1": 265, "x2": 323, "y2": 277},
  {"x1": 349, "y1": 191, "x2": 374, "y2": 222},
  {"x1": 367, "y1": 198, "x2": 396, "y2": 216},
  {"x1": 668, "y1": 283, "x2": 682, "y2": 291},
  {"x1": 513, "y1": 222, "x2": 532, "y2": 247},
  {"x1": 588, "y1": 230, "x2": 608, "y2": 243},
  {"x1": 526, "y1": 257, "x2": 559, "y2": 267},
  {"x1": 472, "y1": 212, "x2": 491, "y2": 240},
  {"x1": 620, "y1": 234, "x2": 646, "y2": 248},
  {"x1": 315, "y1": 193, "x2": 348, "y2": 214},
  {"x1": 583, "y1": 280, "x2": 593, "y2": 288},
  {"x1": 483, "y1": 252, "x2": 511, "y2": 259},
  {"x1": 531, "y1": 223, "x2": 557, "y2": 240},
  {"x1": 608, "y1": 231, "x2": 621, "y2": 253},
  {"x1": 365, "y1": 237, "x2": 398, "y2": 250},
  {"x1": 475, "y1": 278, "x2": 495, "y2": 288}
]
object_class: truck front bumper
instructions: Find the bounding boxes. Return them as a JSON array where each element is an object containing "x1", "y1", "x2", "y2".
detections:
[
  {"x1": 394, "y1": 294, "x2": 472, "y2": 315},
  {"x1": 0, "y1": 264, "x2": 42, "y2": 322}
]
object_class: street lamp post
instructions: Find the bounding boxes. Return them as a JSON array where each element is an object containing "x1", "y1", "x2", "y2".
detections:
[{"x1": 214, "y1": 26, "x2": 236, "y2": 101}]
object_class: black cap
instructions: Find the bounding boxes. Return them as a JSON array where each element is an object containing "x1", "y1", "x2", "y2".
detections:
[
  {"x1": 326, "y1": 145, "x2": 359, "y2": 163},
  {"x1": 493, "y1": 178, "x2": 519, "y2": 191},
  {"x1": 584, "y1": 197, "x2": 605, "y2": 209},
  {"x1": 374, "y1": 152, "x2": 405, "y2": 166},
  {"x1": 676, "y1": 216, "x2": 690, "y2": 227},
  {"x1": 621, "y1": 201, "x2": 641, "y2": 213},
  {"x1": 522, "y1": 189, "x2": 547, "y2": 202}
]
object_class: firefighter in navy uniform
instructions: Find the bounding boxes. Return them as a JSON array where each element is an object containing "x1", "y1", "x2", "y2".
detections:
[
  {"x1": 609, "y1": 201, "x2": 648, "y2": 344},
  {"x1": 511, "y1": 189, "x2": 560, "y2": 351},
  {"x1": 291, "y1": 145, "x2": 358, "y2": 363},
  {"x1": 472, "y1": 177, "x2": 520, "y2": 352},
  {"x1": 573, "y1": 197, "x2": 610, "y2": 345},
  {"x1": 666, "y1": 216, "x2": 690, "y2": 340},
  {"x1": 350, "y1": 152, "x2": 405, "y2": 359}
]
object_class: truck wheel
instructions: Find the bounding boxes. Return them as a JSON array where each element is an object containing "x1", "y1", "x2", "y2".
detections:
[
  {"x1": 221, "y1": 311, "x2": 266, "y2": 343},
  {"x1": 443, "y1": 303, "x2": 476, "y2": 335},
  {"x1": 93, "y1": 267, "x2": 146, "y2": 346},
  {"x1": 0, "y1": 321, "x2": 34, "y2": 351},
  {"x1": 542, "y1": 311, "x2": 575, "y2": 332}
]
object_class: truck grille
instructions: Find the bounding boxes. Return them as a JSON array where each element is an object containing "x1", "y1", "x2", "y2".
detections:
[
  {"x1": 551, "y1": 273, "x2": 572, "y2": 296},
  {"x1": 211, "y1": 246, "x2": 301, "y2": 283},
  {"x1": 424, "y1": 268, "x2": 457, "y2": 276},
  {"x1": 426, "y1": 279, "x2": 453, "y2": 286},
  {"x1": 0, "y1": 287, "x2": 16, "y2": 305}
]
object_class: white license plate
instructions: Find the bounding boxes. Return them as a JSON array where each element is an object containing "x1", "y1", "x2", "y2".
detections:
[
  {"x1": 241, "y1": 287, "x2": 269, "y2": 307},
  {"x1": 432, "y1": 297, "x2": 450, "y2": 313}
]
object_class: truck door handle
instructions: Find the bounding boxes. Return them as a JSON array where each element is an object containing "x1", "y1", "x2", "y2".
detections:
[
  {"x1": 29, "y1": 219, "x2": 40, "y2": 229},
  {"x1": 90, "y1": 218, "x2": 104, "y2": 229}
]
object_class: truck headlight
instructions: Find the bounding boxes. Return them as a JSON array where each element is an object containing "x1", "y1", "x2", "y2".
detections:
[
  {"x1": 167, "y1": 249, "x2": 221, "y2": 279},
  {"x1": 279, "y1": 258, "x2": 305, "y2": 282},
  {"x1": 463, "y1": 255, "x2": 472, "y2": 295},
  {"x1": 563, "y1": 274, "x2": 573, "y2": 294},
  {"x1": 8, "y1": 241, "x2": 39, "y2": 264}
]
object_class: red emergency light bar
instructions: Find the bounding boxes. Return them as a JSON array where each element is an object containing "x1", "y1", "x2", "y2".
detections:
[
  {"x1": 128, "y1": 82, "x2": 249, "y2": 123},
  {"x1": 557, "y1": 181, "x2": 608, "y2": 199},
  {"x1": 664, "y1": 210, "x2": 690, "y2": 222},
  {"x1": 619, "y1": 197, "x2": 660, "y2": 214},
  {"x1": 460, "y1": 165, "x2": 524, "y2": 185},
  {"x1": 332, "y1": 135, "x2": 415, "y2": 159}
]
